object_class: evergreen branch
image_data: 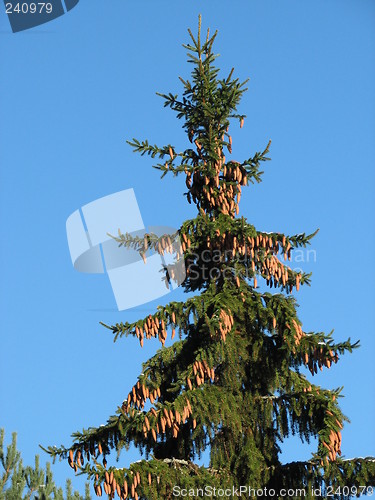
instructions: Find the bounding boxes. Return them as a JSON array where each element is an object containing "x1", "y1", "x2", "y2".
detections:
[
  {"x1": 126, "y1": 138, "x2": 180, "y2": 162},
  {"x1": 74, "y1": 457, "x2": 232, "y2": 499},
  {"x1": 267, "y1": 458, "x2": 375, "y2": 498}
]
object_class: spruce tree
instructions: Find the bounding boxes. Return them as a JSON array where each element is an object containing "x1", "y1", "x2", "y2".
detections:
[
  {"x1": 44, "y1": 17, "x2": 375, "y2": 499},
  {"x1": 0, "y1": 429, "x2": 91, "y2": 499}
]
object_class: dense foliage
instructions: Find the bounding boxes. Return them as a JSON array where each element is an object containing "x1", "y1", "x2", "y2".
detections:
[{"x1": 0, "y1": 429, "x2": 90, "y2": 499}]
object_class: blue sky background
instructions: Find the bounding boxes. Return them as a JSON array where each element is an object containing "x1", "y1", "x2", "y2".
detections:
[{"x1": 0, "y1": 0, "x2": 374, "y2": 494}]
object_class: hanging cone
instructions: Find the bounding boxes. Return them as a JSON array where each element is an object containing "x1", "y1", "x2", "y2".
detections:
[
  {"x1": 161, "y1": 417, "x2": 166, "y2": 434},
  {"x1": 175, "y1": 410, "x2": 181, "y2": 424},
  {"x1": 145, "y1": 416, "x2": 150, "y2": 431}
]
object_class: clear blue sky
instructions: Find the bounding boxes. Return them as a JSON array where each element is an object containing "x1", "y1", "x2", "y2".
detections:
[{"x1": 0, "y1": 0, "x2": 374, "y2": 494}]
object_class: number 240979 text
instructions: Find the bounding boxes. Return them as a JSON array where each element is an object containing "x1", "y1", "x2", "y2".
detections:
[{"x1": 5, "y1": 3, "x2": 53, "y2": 14}]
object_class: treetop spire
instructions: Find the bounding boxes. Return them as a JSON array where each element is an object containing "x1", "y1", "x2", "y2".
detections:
[{"x1": 128, "y1": 15, "x2": 270, "y2": 219}]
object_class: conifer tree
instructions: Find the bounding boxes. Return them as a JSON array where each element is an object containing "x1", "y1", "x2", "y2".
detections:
[
  {"x1": 0, "y1": 429, "x2": 91, "y2": 499},
  {"x1": 44, "y1": 17, "x2": 375, "y2": 499}
]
